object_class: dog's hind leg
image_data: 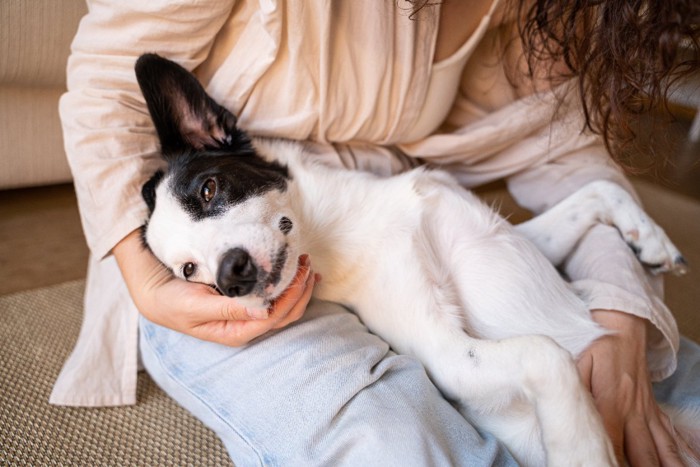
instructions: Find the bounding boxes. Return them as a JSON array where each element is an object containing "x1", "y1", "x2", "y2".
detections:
[
  {"x1": 397, "y1": 174, "x2": 614, "y2": 465},
  {"x1": 387, "y1": 315, "x2": 616, "y2": 467},
  {"x1": 513, "y1": 180, "x2": 687, "y2": 274},
  {"x1": 358, "y1": 285, "x2": 612, "y2": 466}
]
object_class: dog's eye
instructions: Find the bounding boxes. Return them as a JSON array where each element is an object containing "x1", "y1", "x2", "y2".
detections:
[
  {"x1": 182, "y1": 262, "x2": 196, "y2": 279},
  {"x1": 201, "y1": 179, "x2": 217, "y2": 203}
]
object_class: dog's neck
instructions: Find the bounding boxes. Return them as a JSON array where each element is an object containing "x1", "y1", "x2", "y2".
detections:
[
  {"x1": 285, "y1": 160, "x2": 387, "y2": 301},
  {"x1": 251, "y1": 137, "x2": 392, "y2": 301}
]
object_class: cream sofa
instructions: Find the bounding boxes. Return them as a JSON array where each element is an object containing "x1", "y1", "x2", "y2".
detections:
[{"x1": 0, "y1": 0, "x2": 86, "y2": 189}]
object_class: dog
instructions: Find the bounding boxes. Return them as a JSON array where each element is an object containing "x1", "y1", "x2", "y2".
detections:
[{"x1": 135, "y1": 53, "x2": 691, "y2": 466}]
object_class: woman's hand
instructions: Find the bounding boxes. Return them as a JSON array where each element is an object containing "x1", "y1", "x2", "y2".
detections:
[
  {"x1": 113, "y1": 229, "x2": 318, "y2": 346},
  {"x1": 577, "y1": 309, "x2": 694, "y2": 466}
]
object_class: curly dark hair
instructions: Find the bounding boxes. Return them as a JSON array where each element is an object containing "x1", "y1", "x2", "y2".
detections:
[
  {"x1": 518, "y1": 0, "x2": 700, "y2": 156},
  {"x1": 406, "y1": 0, "x2": 700, "y2": 158}
]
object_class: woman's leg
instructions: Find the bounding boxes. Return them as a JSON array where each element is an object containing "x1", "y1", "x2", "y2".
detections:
[
  {"x1": 654, "y1": 337, "x2": 700, "y2": 407},
  {"x1": 139, "y1": 298, "x2": 516, "y2": 466},
  {"x1": 653, "y1": 336, "x2": 700, "y2": 451}
]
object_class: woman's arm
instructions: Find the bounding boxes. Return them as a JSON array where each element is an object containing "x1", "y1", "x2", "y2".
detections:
[
  {"x1": 62, "y1": 0, "x2": 317, "y2": 343},
  {"x1": 577, "y1": 310, "x2": 693, "y2": 466},
  {"x1": 503, "y1": 113, "x2": 692, "y2": 464}
]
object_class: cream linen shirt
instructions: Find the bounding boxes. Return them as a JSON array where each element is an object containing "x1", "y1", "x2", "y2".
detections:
[{"x1": 52, "y1": 0, "x2": 679, "y2": 407}]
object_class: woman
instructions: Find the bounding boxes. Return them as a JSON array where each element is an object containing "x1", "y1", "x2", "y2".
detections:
[{"x1": 55, "y1": 0, "x2": 699, "y2": 464}]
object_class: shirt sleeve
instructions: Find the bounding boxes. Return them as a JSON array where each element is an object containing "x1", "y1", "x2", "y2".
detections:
[{"x1": 60, "y1": 0, "x2": 237, "y2": 259}]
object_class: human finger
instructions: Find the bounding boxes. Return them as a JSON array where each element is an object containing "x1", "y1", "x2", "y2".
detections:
[
  {"x1": 273, "y1": 271, "x2": 319, "y2": 330},
  {"x1": 597, "y1": 399, "x2": 626, "y2": 465},
  {"x1": 267, "y1": 255, "x2": 312, "y2": 320},
  {"x1": 648, "y1": 413, "x2": 686, "y2": 467},
  {"x1": 197, "y1": 264, "x2": 317, "y2": 344},
  {"x1": 576, "y1": 351, "x2": 593, "y2": 390},
  {"x1": 658, "y1": 412, "x2": 700, "y2": 464},
  {"x1": 190, "y1": 313, "x2": 281, "y2": 346},
  {"x1": 624, "y1": 415, "x2": 659, "y2": 467},
  {"x1": 179, "y1": 281, "x2": 268, "y2": 323}
]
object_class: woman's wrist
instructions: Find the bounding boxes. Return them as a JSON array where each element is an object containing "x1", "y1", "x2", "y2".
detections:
[
  {"x1": 112, "y1": 228, "x2": 147, "y2": 263},
  {"x1": 590, "y1": 309, "x2": 647, "y2": 341},
  {"x1": 112, "y1": 228, "x2": 172, "y2": 312}
]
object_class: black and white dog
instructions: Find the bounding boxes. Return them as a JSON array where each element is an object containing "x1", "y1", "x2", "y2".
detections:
[{"x1": 136, "y1": 54, "x2": 690, "y2": 466}]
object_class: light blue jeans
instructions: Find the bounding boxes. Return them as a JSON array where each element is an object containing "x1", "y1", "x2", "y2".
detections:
[{"x1": 139, "y1": 299, "x2": 700, "y2": 466}]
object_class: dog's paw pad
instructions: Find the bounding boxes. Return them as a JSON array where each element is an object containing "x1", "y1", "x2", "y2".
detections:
[{"x1": 625, "y1": 229, "x2": 640, "y2": 242}]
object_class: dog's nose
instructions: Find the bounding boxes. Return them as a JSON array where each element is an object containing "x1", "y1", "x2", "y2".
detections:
[{"x1": 217, "y1": 248, "x2": 258, "y2": 298}]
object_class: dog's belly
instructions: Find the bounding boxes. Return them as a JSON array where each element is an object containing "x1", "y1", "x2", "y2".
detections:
[
  {"x1": 309, "y1": 167, "x2": 605, "y2": 358},
  {"x1": 290, "y1": 161, "x2": 614, "y2": 464}
]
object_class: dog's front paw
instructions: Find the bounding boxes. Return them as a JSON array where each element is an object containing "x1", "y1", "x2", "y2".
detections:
[
  {"x1": 621, "y1": 215, "x2": 688, "y2": 276},
  {"x1": 589, "y1": 180, "x2": 689, "y2": 276}
]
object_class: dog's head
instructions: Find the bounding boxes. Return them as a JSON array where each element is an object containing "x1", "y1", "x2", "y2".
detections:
[{"x1": 136, "y1": 53, "x2": 300, "y2": 311}]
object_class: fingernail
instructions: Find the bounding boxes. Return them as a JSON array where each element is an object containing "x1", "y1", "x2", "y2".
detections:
[
  {"x1": 299, "y1": 254, "x2": 310, "y2": 267},
  {"x1": 314, "y1": 273, "x2": 322, "y2": 283},
  {"x1": 247, "y1": 307, "x2": 269, "y2": 320}
]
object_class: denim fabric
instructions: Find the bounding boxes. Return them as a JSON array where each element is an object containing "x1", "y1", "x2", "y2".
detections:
[
  {"x1": 139, "y1": 299, "x2": 516, "y2": 467},
  {"x1": 653, "y1": 337, "x2": 700, "y2": 411},
  {"x1": 140, "y1": 298, "x2": 700, "y2": 466}
]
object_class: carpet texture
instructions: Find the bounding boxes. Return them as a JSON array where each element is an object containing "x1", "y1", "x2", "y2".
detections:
[{"x1": 0, "y1": 280, "x2": 232, "y2": 466}]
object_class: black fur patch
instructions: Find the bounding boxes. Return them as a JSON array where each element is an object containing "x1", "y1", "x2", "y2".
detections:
[
  {"x1": 266, "y1": 244, "x2": 289, "y2": 288},
  {"x1": 278, "y1": 216, "x2": 293, "y2": 235},
  {"x1": 142, "y1": 170, "x2": 164, "y2": 214},
  {"x1": 167, "y1": 149, "x2": 290, "y2": 221}
]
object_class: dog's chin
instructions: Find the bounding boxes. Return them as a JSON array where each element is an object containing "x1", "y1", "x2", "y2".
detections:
[{"x1": 230, "y1": 271, "x2": 297, "y2": 316}]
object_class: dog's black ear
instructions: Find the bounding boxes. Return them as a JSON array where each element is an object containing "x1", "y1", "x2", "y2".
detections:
[
  {"x1": 135, "y1": 53, "x2": 249, "y2": 158},
  {"x1": 142, "y1": 170, "x2": 164, "y2": 214}
]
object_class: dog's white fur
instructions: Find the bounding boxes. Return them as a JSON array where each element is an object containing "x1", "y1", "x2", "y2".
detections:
[{"x1": 146, "y1": 136, "x2": 693, "y2": 466}]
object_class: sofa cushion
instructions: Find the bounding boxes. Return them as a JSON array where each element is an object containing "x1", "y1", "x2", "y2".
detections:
[{"x1": 0, "y1": 0, "x2": 86, "y2": 88}]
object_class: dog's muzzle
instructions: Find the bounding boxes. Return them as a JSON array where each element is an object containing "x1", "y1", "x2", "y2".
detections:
[{"x1": 217, "y1": 248, "x2": 258, "y2": 298}]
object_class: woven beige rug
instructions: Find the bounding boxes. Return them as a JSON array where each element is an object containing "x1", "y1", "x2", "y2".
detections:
[{"x1": 0, "y1": 280, "x2": 232, "y2": 466}]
